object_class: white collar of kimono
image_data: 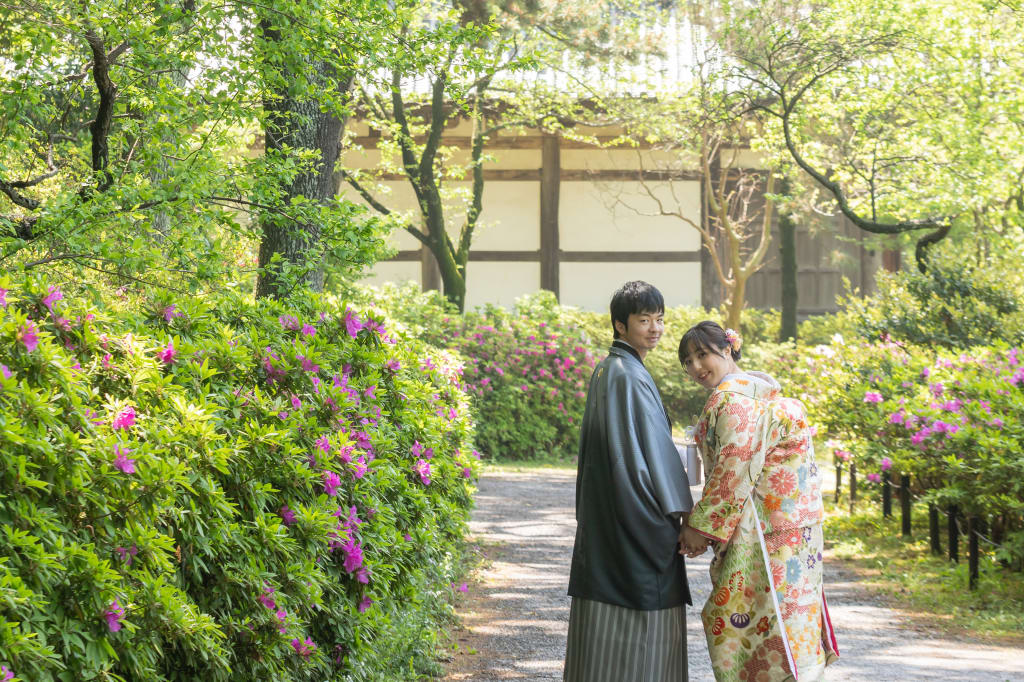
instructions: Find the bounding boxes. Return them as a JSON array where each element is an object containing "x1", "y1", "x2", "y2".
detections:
[{"x1": 717, "y1": 371, "x2": 780, "y2": 393}]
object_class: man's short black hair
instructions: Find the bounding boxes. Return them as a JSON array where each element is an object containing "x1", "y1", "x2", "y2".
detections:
[{"x1": 609, "y1": 281, "x2": 665, "y2": 339}]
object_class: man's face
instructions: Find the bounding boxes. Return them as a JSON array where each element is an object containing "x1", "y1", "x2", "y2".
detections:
[{"x1": 614, "y1": 310, "x2": 664, "y2": 355}]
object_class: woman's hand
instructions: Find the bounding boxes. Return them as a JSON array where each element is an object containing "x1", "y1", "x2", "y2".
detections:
[{"x1": 678, "y1": 525, "x2": 712, "y2": 558}]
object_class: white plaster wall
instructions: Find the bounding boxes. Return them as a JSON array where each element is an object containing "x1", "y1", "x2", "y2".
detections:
[
  {"x1": 559, "y1": 262, "x2": 701, "y2": 311},
  {"x1": 560, "y1": 181, "x2": 702, "y2": 252},
  {"x1": 360, "y1": 261, "x2": 421, "y2": 288},
  {"x1": 464, "y1": 261, "x2": 541, "y2": 310}
]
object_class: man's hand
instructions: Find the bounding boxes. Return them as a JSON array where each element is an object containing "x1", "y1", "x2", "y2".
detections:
[{"x1": 678, "y1": 525, "x2": 712, "y2": 558}]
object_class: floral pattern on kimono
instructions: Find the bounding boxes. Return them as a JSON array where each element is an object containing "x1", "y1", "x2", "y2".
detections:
[{"x1": 691, "y1": 373, "x2": 839, "y2": 681}]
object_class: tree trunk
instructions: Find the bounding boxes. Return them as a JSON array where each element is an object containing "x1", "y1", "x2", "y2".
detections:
[
  {"x1": 778, "y1": 193, "x2": 798, "y2": 341},
  {"x1": 256, "y1": 24, "x2": 350, "y2": 299}
]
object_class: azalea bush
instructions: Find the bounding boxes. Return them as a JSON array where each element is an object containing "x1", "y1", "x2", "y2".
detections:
[{"x1": 0, "y1": 276, "x2": 478, "y2": 681}]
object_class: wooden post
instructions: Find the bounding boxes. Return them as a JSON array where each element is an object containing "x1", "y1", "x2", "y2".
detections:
[
  {"x1": 900, "y1": 474, "x2": 911, "y2": 538},
  {"x1": 539, "y1": 134, "x2": 560, "y2": 298},
  {"x1": 948, "y1": 505, "x2": 959, "y2": 563},
  {"x1": 882, "y1": 471, "x2": 892, "y2": 518},
  {"x1": 929, "y1": 504, "x2": 941, "y2": 556},
  {"x1": 834, "y1": 462, "x2": 842, "y2": 504},
  {"x1": 848, "y1": 462, "x2": 857, "y2": 513},
  {"x1": 968, "y1": 516, "x2": 979, "y2": 591}
]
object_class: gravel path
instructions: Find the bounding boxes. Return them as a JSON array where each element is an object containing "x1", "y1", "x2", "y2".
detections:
[{"x1": 441, "y1": 470, "x2": 1024, "y2": 681}]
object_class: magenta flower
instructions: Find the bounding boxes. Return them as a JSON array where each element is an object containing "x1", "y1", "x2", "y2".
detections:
[
  {"x1": 259, "y1": 586, "x2": 276, "y2": 610},
  {"x1": 42, "y1": 285, "x2": 63, "y2": 311},
  {"x1": 866, "y1": 473, "x2": 881, "y2": 483},
  {"x1": 344, "y1": 308, "x2": 363, "y2": 338},
  {"x1": 1, "y1": 664, "x2": 13, "y2": 680},
  {"x1": 279, "y1": 505, "x2": 297, "y2": 526},
  {"x1": 291, "y1": 637, "x2": 316, "y2": 657},
  {"x1": 112, "y1": 406, "x2": 136, "y2": 430},
  {"x1": 414, "y1": 459, "x2": 431, "y2": 485},
  {"x1": 0, "y1": 288, "x2": 7, "y2": 307},
  {"x1": 0, "y1": 364, "x2": 10, "y2": 380},
  {"x1": 315, "y1": 436, "x2": 331, "y2": 453},
  {"x1": 355, "y1": 567, "x2": 370, "y2": 584},
  {"x1": 834, "y1": 449, "x2": 850, "y2": 462},
  {"x1": 403, "y1": 533, "x2": 413, "y2": 542},
  {"x1": 17, "y1": 322, "x2": 38, "y2": 352},
  {"x1": 358, "y1": 596, "x2": 373, "y2": 613},
  {"x1": 863, "y1": 391, "x2": 883, "y2": 403},
  {"x1": 411, "y1": 440, "x2": 424, "y2": 457},
  {"x1": 275, "y1": 609, "x2": 287, "y2": 634},
  {"x1": 364, "y1": 385, "x2": 376, "y2": 399},
  {"x1": 455, "y1": 582, "x2": 468, "y2": 593},
  {"x1": 278, "y1": 314, "x2": 300, "y2": 330},
  {"x1": 880, "y1": 457, "x2": 892, "y2": 471},
  {"x1": 114, "y1": 545, "x2": 138, "y2": 566},
  {"x1": 113, "y1": 446, "x2": 136, "y2": 474},
  {"x1": 298, "y1": 355, "x2": 319, "y2": 373},
  {"x1": 301, "y1": 323, "x2": 316, "y2": 337},
  {"x1": 157, "y1": 340, "x2": 176, "y2": 365},
  {"x1": 162, "y1": 304, "x2": 183, "y2": 323},
  {"x1": 990, "y1": 418, "x2": 1004, "y2": 429},
  {"x1": 104, "y1": 600, "x2": 125, "y2": 632},
  {"x1": 386, "y1": 359, "x2": 401, "y2": 372},
  {"x1": 323, "y1": 471, "x2": 342, "y2": 496},
  {"x1": 351, "y1": 456, "x2": 367, "y2": 480},
  {"x1": 462, "y1": 467, "x2": 472, "y2": 479},
  {"x1": 341, "y1": 538, "x2": 364, "y2": 573},
  {"x1": 887, "y1": 412, "x2": 904, "y2": 425}
]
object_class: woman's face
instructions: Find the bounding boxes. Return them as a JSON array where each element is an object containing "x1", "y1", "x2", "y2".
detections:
[{"x1": 682, "y1": 342, "x2": 734, "y2": 389}]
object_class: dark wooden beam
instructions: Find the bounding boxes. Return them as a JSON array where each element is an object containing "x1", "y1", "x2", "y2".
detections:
[
  {"x1": 365, "y1": 168, "x2": 702, "y2": 183},
  {"x1": 388, "y1": 249, "x2": 700, "y2": 263},
  {"x1": 540, "y1": 134, "x2": 560, "y2": 297}
]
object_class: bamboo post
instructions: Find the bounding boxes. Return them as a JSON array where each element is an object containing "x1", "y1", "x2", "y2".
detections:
[
  {"x1": 948, "y1": 505, "x2": 959, "y2": 563},
  {"x1": 882, "y1": 471, "x2": 892, "y2": 517},
  {"x1": 929, "y1": 504, "x2": 941, "y2": 556},
  {"x1": 968, "y1": 516, "x2": 979, "y2": 591},
  {"x1": 834, "y1": 462, "x2": 842, "y2": 504}
]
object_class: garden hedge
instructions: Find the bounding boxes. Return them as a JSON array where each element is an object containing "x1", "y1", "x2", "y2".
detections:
[{"x1": 0, "y1": 276, "x2": 478, "y2": 681}]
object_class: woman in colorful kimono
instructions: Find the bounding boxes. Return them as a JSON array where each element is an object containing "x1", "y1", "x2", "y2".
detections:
[{"x1": 678, "y1": 321, "x2": 839, "y2": 681}]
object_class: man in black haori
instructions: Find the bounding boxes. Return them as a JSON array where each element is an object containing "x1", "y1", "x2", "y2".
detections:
[{"x1": 564, "y1": 281, "x2": 694, "y2": 682}]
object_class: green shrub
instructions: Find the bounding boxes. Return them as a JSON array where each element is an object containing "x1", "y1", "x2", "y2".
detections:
[{"x1": 0, "y1": 275, "x2": 478, "y2": 681}]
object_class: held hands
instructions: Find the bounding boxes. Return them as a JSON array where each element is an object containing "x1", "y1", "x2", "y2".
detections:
[{"x1": 678, "y1": 524, "x2": 712, "y2": 558}]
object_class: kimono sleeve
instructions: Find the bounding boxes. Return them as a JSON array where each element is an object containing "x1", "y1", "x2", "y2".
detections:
[{"x1": 688, "y1": 392, "x2": 768, "y2": 544}]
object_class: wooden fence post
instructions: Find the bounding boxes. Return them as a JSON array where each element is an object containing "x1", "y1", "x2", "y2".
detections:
[
  {"x1": 882, "y1": 471, "x2": 892, "y2": 518},
  {"x1": 948, "y1": 505, "x2": 959, "y2": 563},
  {"x1": 968, "y1": 516, "x2": 979, "y2": 591},
  {"x1": 834, "y1": 462, "x2": 842, "y2": 504},
  {"x1": 849, "y1": 462, "x2": 857, "y2": 514},
  {"x1": 929, "y1": 504, "x2": 941, "y2": 556},
  {"x1": 900, "y1": 474, "x2": 911, "y2": 538}
]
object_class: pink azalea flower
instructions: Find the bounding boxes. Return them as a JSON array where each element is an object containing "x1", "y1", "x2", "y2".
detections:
[
  {"x1": 0, "y1": 288, "x2": 7, "y2": 307},
  {"x1": 112, "y1": 406, "x2": 136, "y2": 430},
  {"x1": 351, "y1": 456, "x2": 367, "y2": 480},
  {"x1": 455, "y1": 582, "x2": 468, "y2": 593},
  {"x1": 990, "y1": 418, "x2": 1004, "y2": 429},
  {"x1": 358, "y1": 596, "x2": 373, "y2": 613},
  {"x1": 113, "y1": 445, "x2": 136, "y2": 474},
  {"x1": 880, "y1": 457, "x2": 892, "y2": 471},
  {"x1": 278, "y1": 314, "x2": 300, "y2": 330},
  {"x1": 888, "y1": 412, "x2": 904, "y2": 425},
  {"x1": 462, "y1": 467, "x2": 472, "y2": 479},
  {"x1": 364, "y1": 385, "x2": 376, "y2": 399},
  {"x1": 17, "y1": 322, "x2": 39, "y2": 352},
  {"x1": 275, "y1": 609, "x2": 287, "y2": 634},
  {"x1": 259, "y1": 587, "x2": 276, "y2": 610},
  {"x1": 2, "y1": 664, "x2": 13, "y2": 680},
  {"x1": 414, "y1": 459, "x2": 431, "y2": 485},
  {"x1": 162, "y1": 304, "x2": 182, "y2": 323},
  {"x1": 315, "y1": 436, "x2": 331, "y2": 453},
  {"x1": 42, "y1": 285, "x2": 63, "y2": 311},
  {"x1": 472, "y1": 450, "x2": 481, "y2": 460},
  {"x1": 114, "y1": 545, "x2": 138, "y2": 566},
  {"x1": 301, "y1": 323, "x2": 316, "y2": 337},
  {"x1": 290, "y1": 637, "x2": 316, "y2": 657},
  {"x1": 290, "y1": 394, "x2": 302, "y2": 411},
  {"x1": 157, "y1": 340, "x2": 176, "y2": 365},
  {"x1": 411, "y1": 440, "x2": 424, "y2": 457},
  {"x1": 279, "y1": 505, "x2": 297, "y2": 526},
  {"x1": 0, "y1": 364, "x2": 10, "y2": 380},
  {"x1": 355, "y1": 567, "x2": 370, "y2": 584},
  {"x1": 386, "y1": 359, "x2": 401, "y2": 372},
  {"x1": 323, "y1": 471, "x2": 342, "y2": 496},
  {"x1": 863, "y1": 391, "x2": 883, "y2": 403},
  {"x1": 403, "y1": 533, "x2": 413, "y2": 542},
  {"x1": 866, "y1": 473, "x2": 881, "y2": 483},
  {"x1": 344, "y1": 309, "x2": 363, "y2": 338},
  {"x1": 102, "y1": 353, "x2": 112, "y2": 369},
  {"x1": 104, "y1": 600, "x2": 125, "y2": 632}
]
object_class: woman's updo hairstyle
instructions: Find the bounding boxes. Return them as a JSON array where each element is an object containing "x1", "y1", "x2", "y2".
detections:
[{"x1": 678, "y1": 320, "x2": 742, "y2": 366}]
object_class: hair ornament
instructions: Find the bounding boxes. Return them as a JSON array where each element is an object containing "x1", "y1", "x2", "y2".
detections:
[{"x1": 724, "y1": 328, "x2": 742, "y2": 352}]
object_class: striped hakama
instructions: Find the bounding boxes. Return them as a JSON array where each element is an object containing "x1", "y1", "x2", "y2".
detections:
[{"x1": 563, "y1": 598, "x2": 687, "y2": 682}]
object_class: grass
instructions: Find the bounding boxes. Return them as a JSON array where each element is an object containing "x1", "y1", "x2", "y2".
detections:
[{"x1": 823, "y1": 495, "x2": 1024, "y2": 644}]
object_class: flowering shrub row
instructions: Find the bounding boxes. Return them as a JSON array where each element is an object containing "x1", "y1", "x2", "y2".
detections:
[
  {"x1": 757, "y1": 335, "x2": 1024, "y2": 562},
  {"x1": 0, "y1": 276, "x2": 478, "y2": 681}
]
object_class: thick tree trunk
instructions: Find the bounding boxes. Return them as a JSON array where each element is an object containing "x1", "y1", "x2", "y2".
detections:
[{"x1": 256, "y1": 24, "x2": 350, "y2": 299}]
